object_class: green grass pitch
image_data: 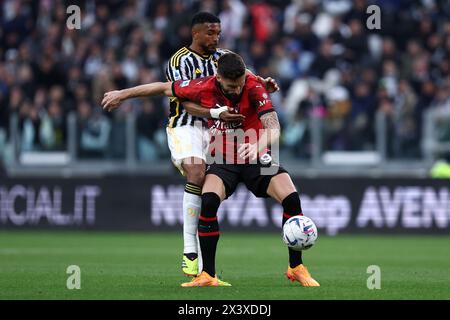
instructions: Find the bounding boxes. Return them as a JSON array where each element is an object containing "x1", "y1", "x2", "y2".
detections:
[{"x1": 0, "y1": 231, "x2": 449, "y2": 300}]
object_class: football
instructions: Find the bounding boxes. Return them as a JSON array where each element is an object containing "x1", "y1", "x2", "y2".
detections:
[{"x1": 282, "y1": 216, "x2": 318, "y2": 251}]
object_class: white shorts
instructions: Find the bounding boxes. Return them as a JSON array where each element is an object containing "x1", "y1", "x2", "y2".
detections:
[{"x1": 166, "y1": 125, "x2": 210, "y2": 176}]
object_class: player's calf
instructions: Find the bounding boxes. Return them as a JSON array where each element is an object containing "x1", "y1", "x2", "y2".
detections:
[
  {"x1": 280, "y1": 192, "x2": 320, "y2": 286},
  {"x1": 198, "y1": 192, "x2": 221, "y2": 278},
  {"x1": 180, "y1": 156, "x2": 207, "y2": 277},
  {"x1": 281, "y1": 192, "x2": 304, "y2": 269}
]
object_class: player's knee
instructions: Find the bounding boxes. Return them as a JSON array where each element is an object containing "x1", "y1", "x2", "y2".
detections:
[
  {"x1": 201, "y1": 192, "x2": 221, "y2": 218},
  {"x1": 281, "y1": 192, "x2": 303, "y2": 215},
  {"x1": 184, "y1": 164, "x2": 205, "y2": 186}
]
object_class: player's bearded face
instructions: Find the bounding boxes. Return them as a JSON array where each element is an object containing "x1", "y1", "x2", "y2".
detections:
[
  {"x1": 198, "y1": 23, "x2": 221, "y2": 54},
  {"x1": 218, "y1": 75, "x2": 246, "y2": 103}
]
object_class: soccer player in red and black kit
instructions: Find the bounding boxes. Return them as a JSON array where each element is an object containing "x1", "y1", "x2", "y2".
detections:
[
  {"x1": 102, "y1": 53, "x2": 320, "y2": 287},
  {"x1": 104, "y1": 12, "x2": 277, "y2": 280}
]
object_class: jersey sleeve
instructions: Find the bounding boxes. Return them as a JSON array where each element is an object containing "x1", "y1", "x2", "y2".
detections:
[
  {"x1": 248, "y1": 79, "x2": 275, "y2": 117},
  {"x1": 166, "y1": 51, "x2": 192, "y2": 81},
  {"x1": 171, "y1": 78, "x2": 203, "y2": 103}
]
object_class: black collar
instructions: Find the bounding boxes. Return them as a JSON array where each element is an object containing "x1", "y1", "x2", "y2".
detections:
[{"x1": 186, "y1": 46, "x2": 211, "y2": 59}]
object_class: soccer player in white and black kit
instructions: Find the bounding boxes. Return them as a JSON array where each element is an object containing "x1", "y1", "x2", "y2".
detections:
[
  {"x1": 164, "y1": 13, "x2": 227, "y2": 279},
  {"x1": 164, "y1": 12, "x2": 278, "y2": 279}
]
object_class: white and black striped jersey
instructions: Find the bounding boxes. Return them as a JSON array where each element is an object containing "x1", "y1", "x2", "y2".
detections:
[{"x1": 165, "y1": 47, "x2": 228, "y2": 128}]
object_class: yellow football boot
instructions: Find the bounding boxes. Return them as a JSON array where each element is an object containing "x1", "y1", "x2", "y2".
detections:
[{"x1": 182, "y1": 254, "x2": 198, "y2": 277}]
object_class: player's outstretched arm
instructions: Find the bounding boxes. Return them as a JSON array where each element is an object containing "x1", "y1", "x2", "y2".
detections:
[
  {"x1": 102, "y1": 82, "x2": 173, "y2": 112},
  {"x1": 183, "y1": 102, "x2": 245, "y2": 122}
]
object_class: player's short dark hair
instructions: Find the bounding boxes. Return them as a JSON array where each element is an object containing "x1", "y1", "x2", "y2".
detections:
[
  {"x1": 191, "y1": 12, "x2": 221, "y2": 28},
  {"x1": 217, "y1": 53, "x2": 246, "y2": 80}
]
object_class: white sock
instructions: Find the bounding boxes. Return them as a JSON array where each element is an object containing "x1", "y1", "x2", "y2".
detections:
[{"x1": 183, "y1": 184, "x2": 203, "y2": 270}]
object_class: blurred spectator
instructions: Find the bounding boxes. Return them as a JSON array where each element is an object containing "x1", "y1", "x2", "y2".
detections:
[
  {"x1": 77, "y1": 100, "x2": 111, "y2": 159},
  {"x1": 347, "y1": 81, "x2": 376, "y2": 150},
  {"x1": 283, "y1": 87, "x2": 324, "y2": 158},
  {"x1": 341, "y1": 18, "x2": 368, "y2": 64},
  {"x1": 40, "y1": 100, "x2": 66, "y2": 151},
  {"x1": 394, "y1": 80, "x2": 419, "y2": 157},
  {"x1": 137, "y1": 100, "x2": 163, "y2": 161},
  {"x1": 430, "y1": 78, "x2": 450, "y2": 161},
  {"x1": 219, "y1": 0, "x2": 247, "y2": 49},
  {"x1": 324, "y1": 86, "x2": 351, "y2": 150},
  {"x1": 309, "y1": 38, "x2": 336, "y2": 78},
  {"x1": 19, "y1": 99, "x2": 40, "y2": 152},
  {"x1": 249, "y1": 1, "x2": 276, "y2": 42}
]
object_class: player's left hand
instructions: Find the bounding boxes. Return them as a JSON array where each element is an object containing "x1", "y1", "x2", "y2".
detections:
[
  {"x1": 220, "y1": 111, "x2": 245, "y2": 122},
  {"x1": 257, "y1": 76, "x2": 280, "y2": 93},
  {"x1": 102, "y1": 90, "x2": 123, "y2": 112},
  {"x1": 238, "y1": 143, "x2": 258, "y2": 161}
]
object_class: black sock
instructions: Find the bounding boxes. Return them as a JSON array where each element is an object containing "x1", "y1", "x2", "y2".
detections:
[
  {"x1": 198, "y1": 192, "x2": 221, "y2": 277},
  {"x1": 282, "y1": 192, "x2": 303, "y2": 268}
]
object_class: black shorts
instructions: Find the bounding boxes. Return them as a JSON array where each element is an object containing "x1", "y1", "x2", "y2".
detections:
[{"x1": 205, "y1": 163, "x2": 288, "y2": 198}]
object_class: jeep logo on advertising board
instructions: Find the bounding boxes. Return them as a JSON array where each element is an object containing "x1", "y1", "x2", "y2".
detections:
[
  {"x1": 1, "y1": 178, "x2": 449, "y2": 234},
  {"x1": 150, "y1": 184, "x2": 450, "y2": 235}
]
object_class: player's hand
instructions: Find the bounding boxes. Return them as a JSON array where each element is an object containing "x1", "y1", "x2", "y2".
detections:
[
  {"x1": 238, "y1": 143, "x2": 258, "y2": 161},
  {"x1": 257, "y1": 76, "x2": 279, "y2": 93},
  {"x1": 219, "y1": 111, "x2": 245, "y2": 123},
  {"x1": 102, "y1": 90, "x2": 123, "y2": 112}
]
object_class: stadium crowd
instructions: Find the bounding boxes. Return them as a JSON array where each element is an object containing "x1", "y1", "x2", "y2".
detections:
[{"x1": 0, "y1": 0, "x2": 449, "y2": 163}]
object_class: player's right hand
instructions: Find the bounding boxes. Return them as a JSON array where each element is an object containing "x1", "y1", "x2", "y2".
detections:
[
  {"x1": 219, "y1": 111, "x2": 245, "y2": 123},
  {"x1": 101, "y1": 90, "x2": 123, "y2": 112}
]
